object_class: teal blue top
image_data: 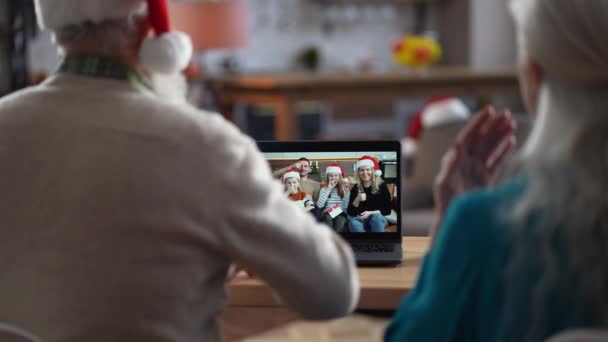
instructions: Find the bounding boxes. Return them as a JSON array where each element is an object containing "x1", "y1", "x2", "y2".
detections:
[{"x1": 385, "y1": 179, "x2": 599, "y2": 342}]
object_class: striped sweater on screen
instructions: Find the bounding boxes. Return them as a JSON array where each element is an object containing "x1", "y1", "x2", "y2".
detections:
[{"x1": 317, "y1": 187, "x2": 350, "y2": 213}]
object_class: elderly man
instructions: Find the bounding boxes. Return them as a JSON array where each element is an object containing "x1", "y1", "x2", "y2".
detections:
[{"x1": 0, "y1": 1, "x2": 359, "y2": 341}]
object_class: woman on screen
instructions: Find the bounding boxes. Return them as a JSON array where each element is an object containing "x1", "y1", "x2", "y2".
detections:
[
  {"x1": 317, "y1": 163, "x2": 351, "y2": 232},
  {"x1": 282, "y1": 168, "x2": 315, "y2": 212},
  {"x1": 347, "y1": 156, "x2": 392, "y2": 233}
]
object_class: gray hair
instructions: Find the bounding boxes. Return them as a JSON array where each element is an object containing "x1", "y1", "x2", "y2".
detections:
[
  {"x1": 505, "y1": 0, "x2": 608, "y2": 340},
  {"x1": 52, "y1": 13, "x2": 146, "y2": 56}
]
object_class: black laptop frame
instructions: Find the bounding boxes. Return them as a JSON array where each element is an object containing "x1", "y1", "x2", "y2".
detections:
[{"x1": 257, "y1": 140, "x2": 402, "y2": 243}]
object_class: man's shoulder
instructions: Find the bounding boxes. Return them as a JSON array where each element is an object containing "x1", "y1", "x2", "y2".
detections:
[
  {"x1": 305, "y1": 179, "x2": 320, "y2": 185},
  {"x1": 305, "y1": 179, "x2": 321, "y2": 187},
  {"x1": 0, "y1": 85, "x2": 45, "y2": 108}
]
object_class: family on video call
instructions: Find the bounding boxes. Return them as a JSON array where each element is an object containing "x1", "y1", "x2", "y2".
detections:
[{"x1": 272, "y1": 155, "x2": 396, "y2": 233}]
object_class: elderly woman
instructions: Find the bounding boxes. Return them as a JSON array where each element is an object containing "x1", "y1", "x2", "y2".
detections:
[{"x1": 386, "y1": 0, "x2": 608, "y2": 341}]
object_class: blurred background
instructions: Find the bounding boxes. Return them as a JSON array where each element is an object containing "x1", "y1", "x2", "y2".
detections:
[{"x1": 0, "y1": 0, "x2": 529, "y2": 237}]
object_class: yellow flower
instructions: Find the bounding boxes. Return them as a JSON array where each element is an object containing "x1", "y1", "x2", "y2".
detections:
[{"x1": 392, "y1": 34, "x2": 442, "y2": 68}]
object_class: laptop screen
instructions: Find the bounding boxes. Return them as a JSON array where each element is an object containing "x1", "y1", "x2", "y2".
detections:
[{"x1": 258, "y1": 141, "x2": 401, "y2": 240}]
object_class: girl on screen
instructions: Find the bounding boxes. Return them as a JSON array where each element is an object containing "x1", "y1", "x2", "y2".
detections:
[
  {"x1": 282, "y1": 168, "x2": 315, "y2": 212},
  {"x1": 317, "y1": 163, "x2": 351, "y2": 232},
  {"x1": 347, "y1": 156, "x2": 392, "y2": 232}
]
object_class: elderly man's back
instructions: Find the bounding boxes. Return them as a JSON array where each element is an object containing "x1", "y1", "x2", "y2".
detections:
[{"x1": 0, "y1": 74, "x2": 358, "y2": 341}]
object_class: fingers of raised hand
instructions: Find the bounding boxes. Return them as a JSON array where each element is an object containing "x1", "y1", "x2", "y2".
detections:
[
  {"x1": 454, "y1": 108, "x2": 516, "y2": 167},
  {"x1": 455, "y1": 106, "x2": 495, "y2": 148},
  {"x1": 486, "y1": 135, "x2": 516, "y2": 173},
  {"x1": 476, "y1": 110, "x2": 517, "y2": 160},
  {"x1": 435, "y1": 148, "x2": 459, "y2": 186}
]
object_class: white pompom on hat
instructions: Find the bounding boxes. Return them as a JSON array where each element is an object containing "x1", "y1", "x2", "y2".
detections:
[
  {"x1": 34, "y1": 0, "x2": 193, "y2": 74},
  {"x1": 282, "y1": 168, "x2": 301, "y2": 183},
  {"x1": 139, "y1": 0, "x2": 192, "y2": 74},
  {"x1": 356, "y1": 156, "x2": 382, "y2": 177}
]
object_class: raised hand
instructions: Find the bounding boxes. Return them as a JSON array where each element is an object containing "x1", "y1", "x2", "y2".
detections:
[
  {"x1": 290, "y1": 161, "x2": 302, "y2": 171},
  {"x1": 341, "y1": 180, "x2": 350, "y2": 193},
  {"x1": 358, "y1": 191, "x2": 367, "y2": 202},
  {"x1": 432, "y1": 106, "x2": 516, "y2": 238}
]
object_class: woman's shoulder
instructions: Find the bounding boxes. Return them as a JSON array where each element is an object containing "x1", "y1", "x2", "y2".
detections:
[
  {"x1": 442, "y1": 179, "x2": 526, "y2": 242},
  {"x1": 456, "y1": 178, "x2": 525, "y2": 212}
]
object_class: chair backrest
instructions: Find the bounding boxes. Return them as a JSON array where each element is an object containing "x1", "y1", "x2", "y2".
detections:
[
  {"x1": 0, "y1": 324, "x2": 41, "y2": 342},
  {"x1": 407, "y1": 114, "x2": 532, "y2": 194}
]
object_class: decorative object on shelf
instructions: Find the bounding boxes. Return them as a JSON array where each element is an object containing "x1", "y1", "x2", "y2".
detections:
[
  {"x1": 391, "y1": 33, "x2": 441, "y2": 68},
  {"x1": 391, "y1": 1, "x2": 440, "y2": 69},
  {"x1": 295, "y1": 46, "x2": 322, "y2": 71}
]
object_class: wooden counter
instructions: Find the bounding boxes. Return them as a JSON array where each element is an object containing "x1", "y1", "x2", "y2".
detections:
[{"x1": 208, "y1": 68, "x2": 519, "y2": 140}]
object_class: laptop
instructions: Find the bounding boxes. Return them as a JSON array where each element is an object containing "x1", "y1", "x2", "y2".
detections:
[{"x1": 258, "y1": 140, "x2": 403, "y2": 265}]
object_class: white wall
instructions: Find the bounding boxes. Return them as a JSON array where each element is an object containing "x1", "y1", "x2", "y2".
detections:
[
  {"x1": 26, "y1": 0, "x2": 515, "y2": 74},
  {"x1": 28, "y1": 0, "x2": 434, "y2": 74},
  {"x1": 438, "y1": 0, "x2": 516, "y2": 68},
  {"x1": 471, "y1": 0, "x2": 516, "y2": 68},
  {"x1": 202, "y1": 0, "x2": 429, "y2": 73}
]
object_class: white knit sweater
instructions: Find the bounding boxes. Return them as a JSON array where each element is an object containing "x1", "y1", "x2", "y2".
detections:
[{"x1": 0, "y1": 74, "x2": 359, "y2": 342}]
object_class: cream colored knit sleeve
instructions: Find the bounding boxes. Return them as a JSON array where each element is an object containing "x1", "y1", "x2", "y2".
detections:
[{"x1": 186, "y1": 113, "x2": 360, "y2": 320}]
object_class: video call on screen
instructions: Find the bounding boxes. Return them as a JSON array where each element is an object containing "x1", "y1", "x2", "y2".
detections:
[{"x1": 264, "y1": 151, "x2": 399, "y2": 234}]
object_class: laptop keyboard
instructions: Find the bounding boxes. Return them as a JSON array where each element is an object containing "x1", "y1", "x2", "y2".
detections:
[{"x1": 351, "y1": 243, "x2": 396, "y2": 253}]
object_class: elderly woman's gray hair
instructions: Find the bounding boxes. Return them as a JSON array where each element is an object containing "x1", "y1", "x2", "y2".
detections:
[{"x1": 506, "y1": 1, "x2": 608, "y2": 341}]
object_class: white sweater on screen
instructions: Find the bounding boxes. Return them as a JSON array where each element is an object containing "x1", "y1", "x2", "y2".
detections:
[{"x1": 0, "y1": 74, "x2": 359, "y2": 342}]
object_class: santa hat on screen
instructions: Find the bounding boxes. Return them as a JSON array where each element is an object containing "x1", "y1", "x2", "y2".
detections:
[
  {"x1": 34, "y1": 0, "x2": 193, "y2": 74},
  {"x1": 402, "y1": 96, "x2": 471, "y2": 156},
  {"x1": 356, "y1": 156, "x2": 382, "y2": 177},
  {"x1": 325, "y1": 163, "x2": 345, "y2": 178},
  {"x1": 281, "y1": 168, "x2": 301, "y2": 183}
]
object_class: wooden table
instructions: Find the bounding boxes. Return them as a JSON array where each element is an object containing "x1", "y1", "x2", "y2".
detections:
[
  {"x1": 208, "y1": 68, "x2": 519, "y2": 140},
  {"x1": 244, "y1": 314, "x2": 391, "y2": 342},
  {"x1": 222, "y1": 237, "x2": 429, "y2": 341},
  {"x1": 228, "y1": 236, "x2": 429, "y2": 310}
]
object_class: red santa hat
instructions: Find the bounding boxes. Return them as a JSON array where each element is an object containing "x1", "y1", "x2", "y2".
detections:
[
  {"x1": 34, "y1": 0, "x2": 193, "y2": 74},
  {"x1": 281, "y1": 168, "x2": 301, "y2": 183},
  {"x1": 355, "y1": 156, "x2": 382, "y2": 177},
  {"x1": 403, "y1": 96, "x2": 471, "y2": 156},
  {"x1": 325, "y1": 163, "x2": 345, "y2": 178}
]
